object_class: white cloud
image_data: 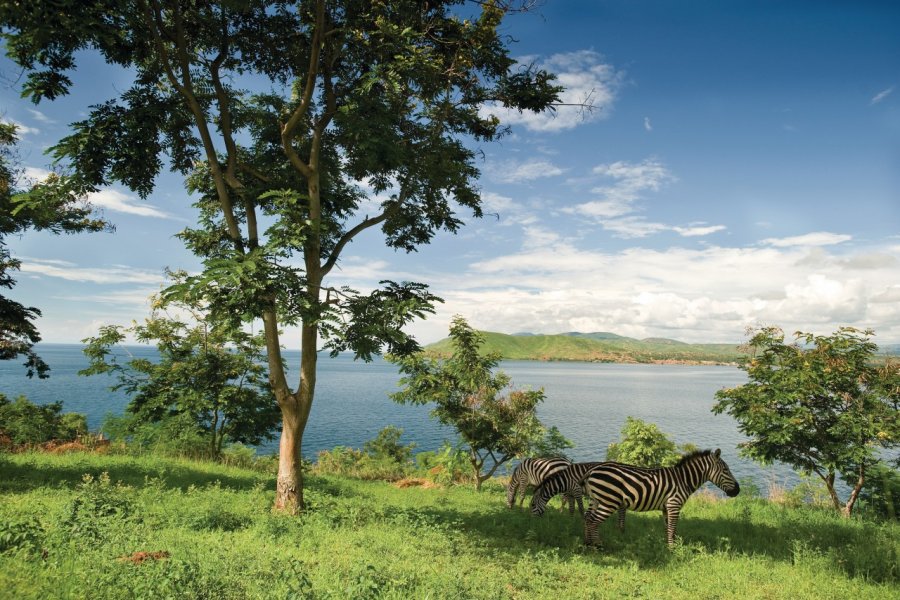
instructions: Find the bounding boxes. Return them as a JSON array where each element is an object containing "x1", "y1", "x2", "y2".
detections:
[
  {"x1": 22, "y1": 166, "x2": 52, "y2": 182},
  {"x1": 644, "y1": 117, "x2": 653, "y2": 132},
  {"x1": 87, "y1": 189, "x2": 176, "y2": 219},
  {"x1": 870, "y1": 86, "x2": 894, "y2": 105},
  {"x1": 5, "y1": 118, "x2": 39, "y2": 136},
  {"x1": 19, "y1": 258, "x2": 165, "y2": 285},
  {"x1": 479, "y1": 50, "x2": 625, "y2": 132},
  {"x1": 672, "y1": 224, "x2": 727, "y2": 237},
  {"x1": 488, "y1": 159, "x2": 566, "y2": 183},
  {"x1": 405, "y1": 237, "x2": 900, "y2": 344},
  {"x1": 27, "y1": 109, "x2": 54, "y2": 124},
  {"x1": 761, "y1": 232, "x2": 852, "y2": 247}
]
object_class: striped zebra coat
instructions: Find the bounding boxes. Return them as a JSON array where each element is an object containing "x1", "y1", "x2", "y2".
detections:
[
  {"x1": 507, "y1": 458, "x2": 584, "y2": 515},
  {"x1": 577, "y1": 449, "x2": 740, "y2": 547},
  {"x1": 529, "y1": 461, "x2": 609, "y2": 517}
]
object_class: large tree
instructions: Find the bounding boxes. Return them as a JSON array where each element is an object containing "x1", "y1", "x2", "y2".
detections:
[
  {"x1": 0, "y1": 121, "x2": 108, "y2": 378},
  {"x1": 1, "y1": 1, "x2": 561, "y2": 511},
  {"x1": 713, "y1": 326, "x2": 899, "y2": 516}
]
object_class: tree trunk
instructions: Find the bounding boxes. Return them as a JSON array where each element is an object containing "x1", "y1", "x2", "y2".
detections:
[
  {"x1": 842, "y1": 466, "x2": 865, "y2": 518},
  {"x1": 822, "y1": 470, "x2": 842, "y2": 512},
  {"x1": 274, "y1": 323, "x2": 318, "y2": 513}
]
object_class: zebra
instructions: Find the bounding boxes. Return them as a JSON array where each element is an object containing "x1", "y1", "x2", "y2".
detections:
[
  {"x1": 507, "y1": 457, "x2": 585, "y2": 515},
  {"x1": 528, "y1": 461, "x2": 609, "y2": 517},
  {"x1": 533, "y1": 449, "x2": 740, "y2": 548}
]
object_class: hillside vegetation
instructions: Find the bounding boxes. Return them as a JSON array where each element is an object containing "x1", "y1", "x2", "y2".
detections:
[
  {"x1": 1, "y1": 451, "x2": 897, "y2": 599},
  {"x1": 426, "y1": 331, "x2": 746, "y2": 364}
]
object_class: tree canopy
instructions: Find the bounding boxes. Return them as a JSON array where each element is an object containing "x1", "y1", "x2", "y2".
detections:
[
  {"x1": 1, "y1": 0, "x2": 562, "y2": 511},
  {"x1": 713, "y1": 326, "x2": 899, "y2": 516}
]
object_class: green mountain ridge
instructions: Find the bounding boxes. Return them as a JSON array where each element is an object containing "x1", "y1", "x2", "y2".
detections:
[{"x1": 426, "y1": 331, "x2": 746, "y2": 364}]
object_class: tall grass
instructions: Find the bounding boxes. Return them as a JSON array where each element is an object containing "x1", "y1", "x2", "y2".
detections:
[{"x1": 1, "y1": 451, "x2": 897, "y2": 599}]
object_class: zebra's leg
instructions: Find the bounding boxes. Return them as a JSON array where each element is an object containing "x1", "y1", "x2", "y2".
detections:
[
  {"x1": 665, "y1": 500, "x2": 682, "y2": 548},
  {"x1": 506, "y1": 472, "x2": 520, "y2": 508},
  {"x1": 583, "y1": 505, "x2": 616, "y2": 547},
  {"x1": 616, "y1": 506, "x2": 626, "y2": 532},
  {"x1": 576, "y1": 490, "x2": 585, "y2": 516}
]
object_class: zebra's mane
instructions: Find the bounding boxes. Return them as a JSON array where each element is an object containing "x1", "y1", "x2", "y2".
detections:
[{"x1": 674, "y1": 449, "x2": 714, "y2": 468}]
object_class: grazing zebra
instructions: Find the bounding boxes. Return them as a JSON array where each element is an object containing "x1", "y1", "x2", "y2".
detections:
[
  {"x1": 561, "y1": 449, "x2": 739, "y2": 548},
  {"x1": 507, "y1": 458, "x2": 584, "y2": 515},
  {"x1": 529, "y1": 461, "x2": 609, "y2": 518}
]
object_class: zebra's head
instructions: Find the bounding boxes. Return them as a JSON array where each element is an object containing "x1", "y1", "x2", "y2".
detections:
[
  {"x1": 529, "y1": 483, "x2": 552, "y2": 516},
  {"x1": 707, "y1": 449, "x2": 740, "y2": 497}
]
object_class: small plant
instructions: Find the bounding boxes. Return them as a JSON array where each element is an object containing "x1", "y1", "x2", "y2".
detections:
[
  {"x1": 0, "y1": 517, "x2": 44, "y2": 555},
  {"x1": 64, "y1": 472, "x2": 134, "y2": 541},
  {"x1": 363, "y1": 425, "x2": 416, "y2": 464}
]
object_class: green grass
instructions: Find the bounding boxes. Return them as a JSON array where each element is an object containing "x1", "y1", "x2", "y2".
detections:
[
  {"x1": 1, "y1": 451, "x2": 898, "y2": 599},
  {"x1": 426, "y1": 331, "x2": 745, "y2": 364}
]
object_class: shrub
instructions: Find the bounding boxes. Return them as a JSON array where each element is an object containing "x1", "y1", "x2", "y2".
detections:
[
  {"x1": 64, "y1": 472, "x2": 134, "y2": 542},
  {"x1": 415, "y1": 442, "x2": 471, "y2": 485},
  {"x1": 606, "y1": 416, "x2": 693, "y2": 467},
  {"x1": 0, "y1": 393, "x2": 88, "y2": 446},
  {"x1": 364, "y1": 425, "x2": 416, "y2": 464},
  {"x1": 856, "y1": 463, "x2": 899, "y2": 520},
  {"x1": 0, "y1": 517, "x2": 44, "y2": 555}
]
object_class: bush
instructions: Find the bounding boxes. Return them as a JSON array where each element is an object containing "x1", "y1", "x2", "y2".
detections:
[
  {"x1": 313, "y1": 427, "x2": 417, "y2": 481},
  {"x1": 64, "y1": 472, "x2": 134, "y2": 542},
  {"x1": 364, "y1": 425, "x2": 416, "y2": 464},
  {"x1": 606, "y1": 416, "x2": 692, "y2": 467},
  {"x1": 100, "y1": 413, "x2": 212, "y2": 459},
  {"x1": 414, "y1": 442, "x2": 471, "y2": 485},
  {"x1": 0, "y1": 517, "x2": 44, "y2": 555},
  {"x1": 0, "y1": 393, "x2": 88, "y2": 446},
  {"x1": 857, "y1": 463, "x2": 900, "y2": 520}
]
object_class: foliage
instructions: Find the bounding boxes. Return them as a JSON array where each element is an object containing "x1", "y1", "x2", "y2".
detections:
[
  {"x1": 0, "y1": 517, "x2": 44, "y2": 555},
  {"x1": 713, "y1": 326, "x2": 900, "y2": 516},
  {"x1": 0, "y1": 393, "x2": 88, "y2": 446},
  {"x1": 605, "y1": 417, "x2": 696, "y2": 467},
  {"x1": 313, "y1": 426, "x2": 416, "y2": 481},
  {"x1": 391, "y1": 316, "x2": 571, "y2": 489},
  {"x1": 0, "y1": 121, "x2": 108, "y2": 378},
  {"x1": 363, "y1": 425, "x2": 416, "y2": 464},
  {"x1": 1, "y1": 451, "x2": 899, "y2": 599},
  {"x1": 64, "y1": 472, "x2": 134, "y2": 543},
  {"x1": 414, "y1": 441, "x2": 472, "y2": 485},
  {"x1": 81, "y1": 281, "x2": 279, "y2": 457},
  {"x1": 99, "y1": 413, "x2": 214, "y2": 460},
  {"x1": 856, "y1": 462, "x2": 899, "y2": 521},
  {"x1": 1, "y1": 0, "x2": 563, "y2": 510}
]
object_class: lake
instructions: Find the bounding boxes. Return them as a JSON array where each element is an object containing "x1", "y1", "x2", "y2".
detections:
[{"x1": 1, "y1": 344, "x2": 801, "y2": 488}]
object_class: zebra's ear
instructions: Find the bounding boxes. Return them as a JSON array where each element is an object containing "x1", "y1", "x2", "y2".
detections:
[{"x1": 714, "y1": 448, "x2": 721, "y2": 458}]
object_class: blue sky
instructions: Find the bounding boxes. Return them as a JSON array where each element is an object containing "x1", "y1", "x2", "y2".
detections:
[{"x1": 2, "y1": 0, "x2": 899, "y2": 347}]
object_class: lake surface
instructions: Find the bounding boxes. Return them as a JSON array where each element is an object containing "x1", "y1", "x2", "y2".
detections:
[{"x1": 1, "y1": 344, "x2": 801, "y2": 489}]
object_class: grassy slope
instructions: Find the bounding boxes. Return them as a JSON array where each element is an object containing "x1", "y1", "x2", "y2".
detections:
[
  {"x1": 1, "y1": 452, "x2": 897, "y2": 599},
  {"x1": 426, "y1": 331, "x2": 745, "y2": 364}
]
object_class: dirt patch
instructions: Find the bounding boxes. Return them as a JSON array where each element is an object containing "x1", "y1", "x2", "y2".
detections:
[
  {"x1": 117, "y1": 551, "x2": 170, "y2": 565},
  {"x1": 394, "y1": 477, "x2": 441, "y2": 489}
]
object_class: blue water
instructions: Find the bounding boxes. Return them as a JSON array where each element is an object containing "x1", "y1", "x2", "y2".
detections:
[{"x1": 1, "y1": 344, "x2": 800, "y2": 488}]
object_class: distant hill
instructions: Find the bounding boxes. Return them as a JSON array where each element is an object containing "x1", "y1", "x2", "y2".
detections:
[{"x1": 425, "y1": 331, "x2": 745, "y2": 365}]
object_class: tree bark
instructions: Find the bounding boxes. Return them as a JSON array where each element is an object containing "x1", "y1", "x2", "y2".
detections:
[{"x1": 843, "y1": 465, "x2": 865, "y2": 518}]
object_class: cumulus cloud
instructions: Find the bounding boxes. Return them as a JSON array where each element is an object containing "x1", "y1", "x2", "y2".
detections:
[
  {"x1": 87, "y1": 189, "x2": 177, "y2": 219},
  {"x1": 397, "y1": 236, "x2": 900, "y2": 344},
  {"x1": 644, "y1": 117, "x2": 653, "y2": 132},
  {"x1": 5, "y1": 118, "x2": 39, "y2": 136},
  {"x1": 479, "y1": 50, "x2": 625, "y2": 132}
]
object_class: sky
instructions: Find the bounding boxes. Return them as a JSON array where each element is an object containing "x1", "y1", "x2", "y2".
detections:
[{"x1": 1, "y1": 0, "x2": 899, "y2": 349}]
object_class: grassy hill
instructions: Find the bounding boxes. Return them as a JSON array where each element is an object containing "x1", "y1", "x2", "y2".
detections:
[
  {"x1": 1, "y1": 451, "x2": 897, "y2": 599},
  {"x1": 426, "y1": 331, "x2": 746, "y2": 364}
]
